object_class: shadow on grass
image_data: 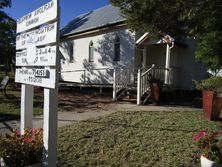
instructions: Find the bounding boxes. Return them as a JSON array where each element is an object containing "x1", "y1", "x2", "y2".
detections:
[
  {"x1": 159, "y1": 91, "x2": 203, "y2": 108},
  {"x1": 0, "y1": 113, "x2": 20, "y2": 121},
  {"x1": 59, "y1": 99, "x2": 113, "y2": 112},
  {"x1": 0, "y1": 90, "x2": 43, "y2": 105},
  {"x1": 60, "y1": 119, "x2": 199, "y2": 133},
  {"x1": 58, "y1": 110, "x2": 222, "y2": 133}
]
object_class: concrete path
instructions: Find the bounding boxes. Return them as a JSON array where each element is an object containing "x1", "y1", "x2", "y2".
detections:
[
  {"x1": 114, "y1": 102, "x2": 203, "y2": 112},
  {"x1": 0, "y1": 109, "x2": 117, "y2": 134},
  {"x1": 0, "y1": 102, "x2": 202, "y2": 134}
]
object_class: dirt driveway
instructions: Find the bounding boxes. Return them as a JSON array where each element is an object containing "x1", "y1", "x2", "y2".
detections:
[{"x1": 58, "y1": 88, "x2": 116, "y2": 113}]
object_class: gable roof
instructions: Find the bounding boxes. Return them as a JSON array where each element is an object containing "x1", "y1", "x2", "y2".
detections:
[{"x1": 61, "y1": 4, "x2": 125, "y2": 37}]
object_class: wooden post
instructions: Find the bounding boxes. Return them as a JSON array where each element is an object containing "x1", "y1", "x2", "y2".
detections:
[
  {"x1": 20, "y1": 84, "x2": 34, "y2": 134},
  {"x1": 84, "y1": 70, "x2": 86, "y2": 83},
  {"x1": 100, "y1": 87, "x2": 103, "y2": 94},
  {"x1": 165, "y1": 44, "x2": 171, "y2": 84},
  {"x1": 113, "y1": 68, "x2": 116, "y2": 101},
  {"x1": 137, "y1": 69, "x2": 141, "y2": 105},
  {"x1": 43, "y1": 0, "x2": 59, "y2": 166},
  {"x1": 43, "y1": 87, "x2": 58, "y2": 166},
  {"x1": 143, "y1": 47, "x2": 147, "y2": 71}
]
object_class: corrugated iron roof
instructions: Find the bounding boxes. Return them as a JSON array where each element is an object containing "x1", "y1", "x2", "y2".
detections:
[{"x1": 61, "y1": 4, "x2": 125, "y2": 37}]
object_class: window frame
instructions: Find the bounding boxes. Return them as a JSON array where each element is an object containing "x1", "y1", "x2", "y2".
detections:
[
  {"x1": 89, "y1": 40, "x2": 94, "y2": 62},
  {"x1": 114, "y1": 36, "x2": 120, "y2": 61}
]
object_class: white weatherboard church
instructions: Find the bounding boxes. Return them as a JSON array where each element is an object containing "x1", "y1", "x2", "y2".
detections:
[{"x1": 59, "y1": 4, "x2": 206, "y2": 100}]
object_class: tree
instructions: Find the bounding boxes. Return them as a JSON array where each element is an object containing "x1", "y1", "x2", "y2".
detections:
[
  {"x1": 196, "y1": 32, "x2": 222, "y2": 75},
  {"x1": 110, "y1": 0, "x2": 222, "y2": 72},
  {"x1": 110, "y1": 0, "x2": 198, "y2": 37},
  {"x1": 192, "y1": 0, "x2": 222, "y2": 73},
  {"x1": 0, "y1": 0, "x2": 15, "y2": 75}
]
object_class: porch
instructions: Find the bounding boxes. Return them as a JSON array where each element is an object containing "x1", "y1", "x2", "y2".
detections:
[
  {"x1": 113, "y1": 65, "x2": 179, "y2": 105},
  {"x1": 113, "y1": 33, "x2": 180, "y2": 105}
]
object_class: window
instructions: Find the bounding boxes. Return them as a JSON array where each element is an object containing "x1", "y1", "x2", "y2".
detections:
[
  {"x1": 89, "y1": 40, "x2": 94, "y2": 62},
  {"x1": 114, "y1": 36, "x2": 120, "y2": 61}
]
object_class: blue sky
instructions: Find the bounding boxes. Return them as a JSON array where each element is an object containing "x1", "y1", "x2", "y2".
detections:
[{"x1": 4, "y1": 0, "x2": 109, "y2": 28}]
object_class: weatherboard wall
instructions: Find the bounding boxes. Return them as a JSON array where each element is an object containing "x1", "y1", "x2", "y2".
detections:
[{"x1": 59, "y1": 28, "x2": 135, "y2": 84}]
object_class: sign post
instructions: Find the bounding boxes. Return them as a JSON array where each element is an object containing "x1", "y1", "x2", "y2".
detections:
[
  {"x1": 15, "y1": 0, "x2": 60, "y2": 166},
  {"x1": 20, "y1": 84, "x2": 34, "y2": 134}
]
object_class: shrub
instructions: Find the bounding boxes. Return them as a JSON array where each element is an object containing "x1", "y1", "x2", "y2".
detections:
[
  {"x1": 195, "y1": 76, "x2": 222, "y2": 92},
  {"x1": 0, "y1": 128, "x2": 43, "y2": 166},
  {"x1": 193, "y1": 129, "x2": 222, "y2": 163}
]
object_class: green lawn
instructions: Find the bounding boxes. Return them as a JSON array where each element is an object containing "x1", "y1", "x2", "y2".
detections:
[
  {"x1": 58, "y1": 110, "x2": 221, "y2": 167},
  {"x1": 0, "y1": 70, "x2": 44, "y2": 120},
  {"x1": 0, "y1": 88, "x2": 44, "y2": 120},
  {"x1": 1, "y1": 71, "x2": 221, "y2": 166}
]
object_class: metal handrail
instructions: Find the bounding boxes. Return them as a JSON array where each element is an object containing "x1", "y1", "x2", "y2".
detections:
[{"x1": 141, "y1": 64, "x2": 155, "y2": 77}]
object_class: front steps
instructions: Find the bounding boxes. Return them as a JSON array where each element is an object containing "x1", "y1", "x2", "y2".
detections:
[{"x1": 116, "y1": 85, "x2": 152, "y2": 105}]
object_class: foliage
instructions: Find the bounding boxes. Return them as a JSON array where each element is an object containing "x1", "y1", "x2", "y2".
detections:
[
  {"x1": 110, "y1": 0, "x2": 222, "y2": 38},
  {"x1": 193, "y1": 129, "x2": 222, "y2": 163},
  {"x1": 196, "y1": 32, "x2": 222, "y2": 74},
  {"x1": 0, "y1": 0, "x2": 11, "y2": 9},
  {"x1": 110, "y1": 0, "x2": 222, "y2": 71},
  {"x1": 110, "y1": 0, "x2": 199, "y2": 37},
  {"x1": 195, "y1": 76, "x2": 222, "y2": 92},
  {"x1": 0, "y1": 0, "x2": 15, "y2": 74},
  {"x1": 0, "y1": 128, "x2": 43, "y2": 166}
]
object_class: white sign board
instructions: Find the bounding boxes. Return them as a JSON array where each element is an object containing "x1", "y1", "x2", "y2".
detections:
[
  {"x1": 16, "y1": 0, "x2": 57, "y2": 33},
  {"x1": 16, "y1": 45, "x2": 57, "y2": 66},
  {"x1": 16, "y1": 22, "x2": 57, "y2": 50},
  {"x1": 16, "y1": 0, "x2": 59, "y2": 166},
  {"x1": 15, "y1": 68, "x2": 56, "y2": 89}
]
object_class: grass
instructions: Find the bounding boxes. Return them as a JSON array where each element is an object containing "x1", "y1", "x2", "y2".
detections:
[
  {"x1": 1, "y1": 71, "x2": 221, "y2": 166},
  {"x1": 0, "y1": 85, "x2": 43, "y2": 120},
  {"x1": 0, "y1": 71, "x2": 44, "y2": 120},
  {"x1": 58, "y1": 110, "x2": 221, "y2": 167},
  {"x1": 0, "y1": 89, "x2": 44, "y2": 120}
]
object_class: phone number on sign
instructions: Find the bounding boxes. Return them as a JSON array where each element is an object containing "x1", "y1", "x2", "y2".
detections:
[{"x1": 28, "y1": 77, "x2": 42, "y2": 83}]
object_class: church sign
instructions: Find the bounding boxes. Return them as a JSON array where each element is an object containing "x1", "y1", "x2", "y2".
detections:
[
  {"x1": 15, "y1": 68, "x2": 56, "y2": 88},
  {"x1": 16, "y1": 45, "x2": 57, "y2": 66},
  {"x1": 16, "y1": 0, "x2": 57, "y2": 33},
  {"x1": 15, "y1": 0, "x2": 60, "y2": 166},
  {"x1": 16, "y1": 22, "x2": 57, "y2": 50}
]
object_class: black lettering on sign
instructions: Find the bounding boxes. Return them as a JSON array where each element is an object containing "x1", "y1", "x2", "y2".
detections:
[
  {"x1": 16, "y1": 51, "x2": 27, "y2": 57},
  {"x1": 21, "y1": 40, "x2": 26, "y2": 46},
  {"x1": 33, "y1": 69, "x2": 46, "y2": 77},
  {"x1": 28, "y1": 77, "x2": 42, "y2": 84},
  {"x1": 21, "y1": 58, "x2": 27, "y2": 63},
  {"x1": 16, "y1": 36, "x2": 20, "y2": 41},
  {"x1": 36, "y1": 24, "x2": 54, "y2": 35},
  {"x1": 21, "y1": 34, "x2": 27, "y2": 40},
  {"x1": 17, "y1": 13, "x2": 32, "y2": 24},
  {"x1": 26, "y1": 17, "x2": 39, "y2": 26},
  {"x1": 34, "y1": 1, "x2": 54, "y2": 16},
  {"x1": 33, "y1": 69, "x2": 50, "y2": 79},
  {"x1": 16, "y1": 34, "x2": 27, "y2": 42},
  {"x1": 36, "y1": 35, "x2": 46, "y2": 43},
  {"x1": 19, "y1": 69, "x2": 28, "y2": 75},
  {"x1": 40, "y1": 57, "x2": 48, "y2": 62}
]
